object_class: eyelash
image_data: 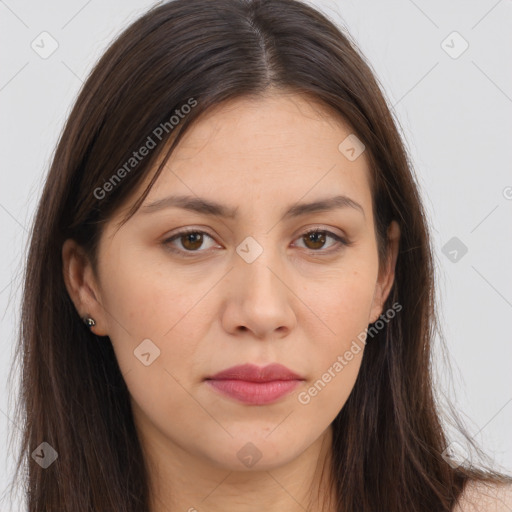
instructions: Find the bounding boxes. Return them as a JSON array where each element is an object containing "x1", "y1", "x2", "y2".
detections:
[{"x1": 162, "y1": 227, "x2": 351, "y2": 257}]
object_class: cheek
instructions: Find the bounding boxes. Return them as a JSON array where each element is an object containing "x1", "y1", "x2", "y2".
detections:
[
  {"x1": 308, "y1": 263, "x2": 377, "y2": 341},
  {"x1": 297, "y1": 349, "x2": 363, "y2": 424},
  {"x1": 298, "y1": 263, "x2": 376, "y2": 409},
  {"x1": 96, "y1": 252, "x2": 200, "y2": 375},
  {"x1": 99, "y1": 244, "x2": 201, "y2": 334},
  {"x1": 100, "y1": 268, "x2": 207, "y2": 431},
  {"x1": 295, "y1": 290, "x2": 369, "y2": 424}
]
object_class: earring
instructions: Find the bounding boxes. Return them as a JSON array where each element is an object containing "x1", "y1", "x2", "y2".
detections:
[{"x1": 83, "y1": 316, "x2": 96, "y2": 328}]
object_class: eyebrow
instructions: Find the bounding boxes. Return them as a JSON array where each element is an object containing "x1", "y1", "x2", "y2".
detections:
[{"x1": 141, "y1": 194, "x2": 365, "y2": 220}]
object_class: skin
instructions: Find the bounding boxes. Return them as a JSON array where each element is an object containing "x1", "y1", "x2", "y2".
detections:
[{"x1": 63, "y1": 91, "x2": 401, "y2": 512}]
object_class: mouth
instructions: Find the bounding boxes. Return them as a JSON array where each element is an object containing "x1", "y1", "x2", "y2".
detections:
[{"x1": 205, "y1": 363, "x2": 305, "y2": 405}]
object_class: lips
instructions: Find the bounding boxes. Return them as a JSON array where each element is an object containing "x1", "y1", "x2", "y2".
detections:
[
  {"x1": 205, "y1": 363, "x2": 305, "y2": 405},
  {"x1": 207, "y1": 363, "x2": 304, "y2": 382}
]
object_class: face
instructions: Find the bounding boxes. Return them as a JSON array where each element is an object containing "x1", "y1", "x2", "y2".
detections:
[{"x1": 64, "y1": 92, "x2": 399, "y2": 474}]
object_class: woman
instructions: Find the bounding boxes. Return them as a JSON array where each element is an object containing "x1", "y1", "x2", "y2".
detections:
[{"x1": 10, "y1": 0, "x2": 512, "y2": 510}]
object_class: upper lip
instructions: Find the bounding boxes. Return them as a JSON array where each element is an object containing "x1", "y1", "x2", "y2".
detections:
[{"x1": 206, "y1": 363, "x2": 304, "y2": 382}]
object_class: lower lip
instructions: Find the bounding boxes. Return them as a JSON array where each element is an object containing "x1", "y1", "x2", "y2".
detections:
[{"x1": 206, "y1": 379, "x2": 301, "y2": 405}]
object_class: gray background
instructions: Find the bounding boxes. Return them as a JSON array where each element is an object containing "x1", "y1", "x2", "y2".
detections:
[{"x1": 1, "y1": 0, "x2": 511, "y2": 509}]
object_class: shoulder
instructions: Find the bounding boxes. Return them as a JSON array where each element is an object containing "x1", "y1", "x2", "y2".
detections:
[{"x1": 453, "y1": 480, "x2": 512, "y2": 512}]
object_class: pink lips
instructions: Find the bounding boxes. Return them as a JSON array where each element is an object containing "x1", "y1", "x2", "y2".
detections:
[{"x1": 205, "y1": 363, "x2": 304, "y2": 405}]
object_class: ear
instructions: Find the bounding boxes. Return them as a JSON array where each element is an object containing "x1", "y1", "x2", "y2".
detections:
[
  {"x1": 62, "y1": 239, "x2": 109, "y2": 336},
  {"x1": 369, "y1": 221, "x2": 400, "y2": 324}
]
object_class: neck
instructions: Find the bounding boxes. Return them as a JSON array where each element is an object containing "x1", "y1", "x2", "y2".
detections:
[{"x1": 144, "y1": 426, "x2": 335, "y2": 512}]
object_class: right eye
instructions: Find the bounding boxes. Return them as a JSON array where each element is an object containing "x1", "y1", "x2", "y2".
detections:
[{"x1": 162, "y1": 228, "x2": 220, "y2": 256}]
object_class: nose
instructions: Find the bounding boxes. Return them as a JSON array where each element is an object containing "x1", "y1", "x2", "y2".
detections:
[{"x1": 220, "y1": 242, "x2": 297, "y2": 340}]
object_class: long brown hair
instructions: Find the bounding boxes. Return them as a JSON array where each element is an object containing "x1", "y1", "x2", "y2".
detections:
[{"x1": 8, "y1": 0, "x2": 510, "y2": 510}]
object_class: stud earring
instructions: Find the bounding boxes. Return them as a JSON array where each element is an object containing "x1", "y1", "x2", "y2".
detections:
[{"x1": 83, "y1": 316, "x2": 96, "y2": 328}]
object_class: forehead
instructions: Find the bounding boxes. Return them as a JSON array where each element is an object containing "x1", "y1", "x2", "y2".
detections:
[
  {"x1": 146, "y1": 92, "x2": 372, "y2": 204},
  {"x1": 172, "y1": 91, "x2": 355, "y2": 157}
]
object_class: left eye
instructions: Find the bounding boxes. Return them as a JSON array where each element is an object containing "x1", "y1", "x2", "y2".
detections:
[
  {"x1": 294, "y1": 229, "x2": 347, "y2": 252},
  {"x1": 162, "y1": 228, "x2": 348, "y2": 255}
]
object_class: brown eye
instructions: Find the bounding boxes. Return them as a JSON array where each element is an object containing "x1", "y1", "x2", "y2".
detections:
[
  {"x1": 295, "y1": 229, "x2": 347, "y2": 253},
  {"x1": 180, "y1": 232, "x2": 204, "y2": 251},
  {"x1": 302, "y1": 230, "x2": 327, "y2": 250},
  {"x1": 163, "y1": 229, "x2": 217, "y2": 255}
]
